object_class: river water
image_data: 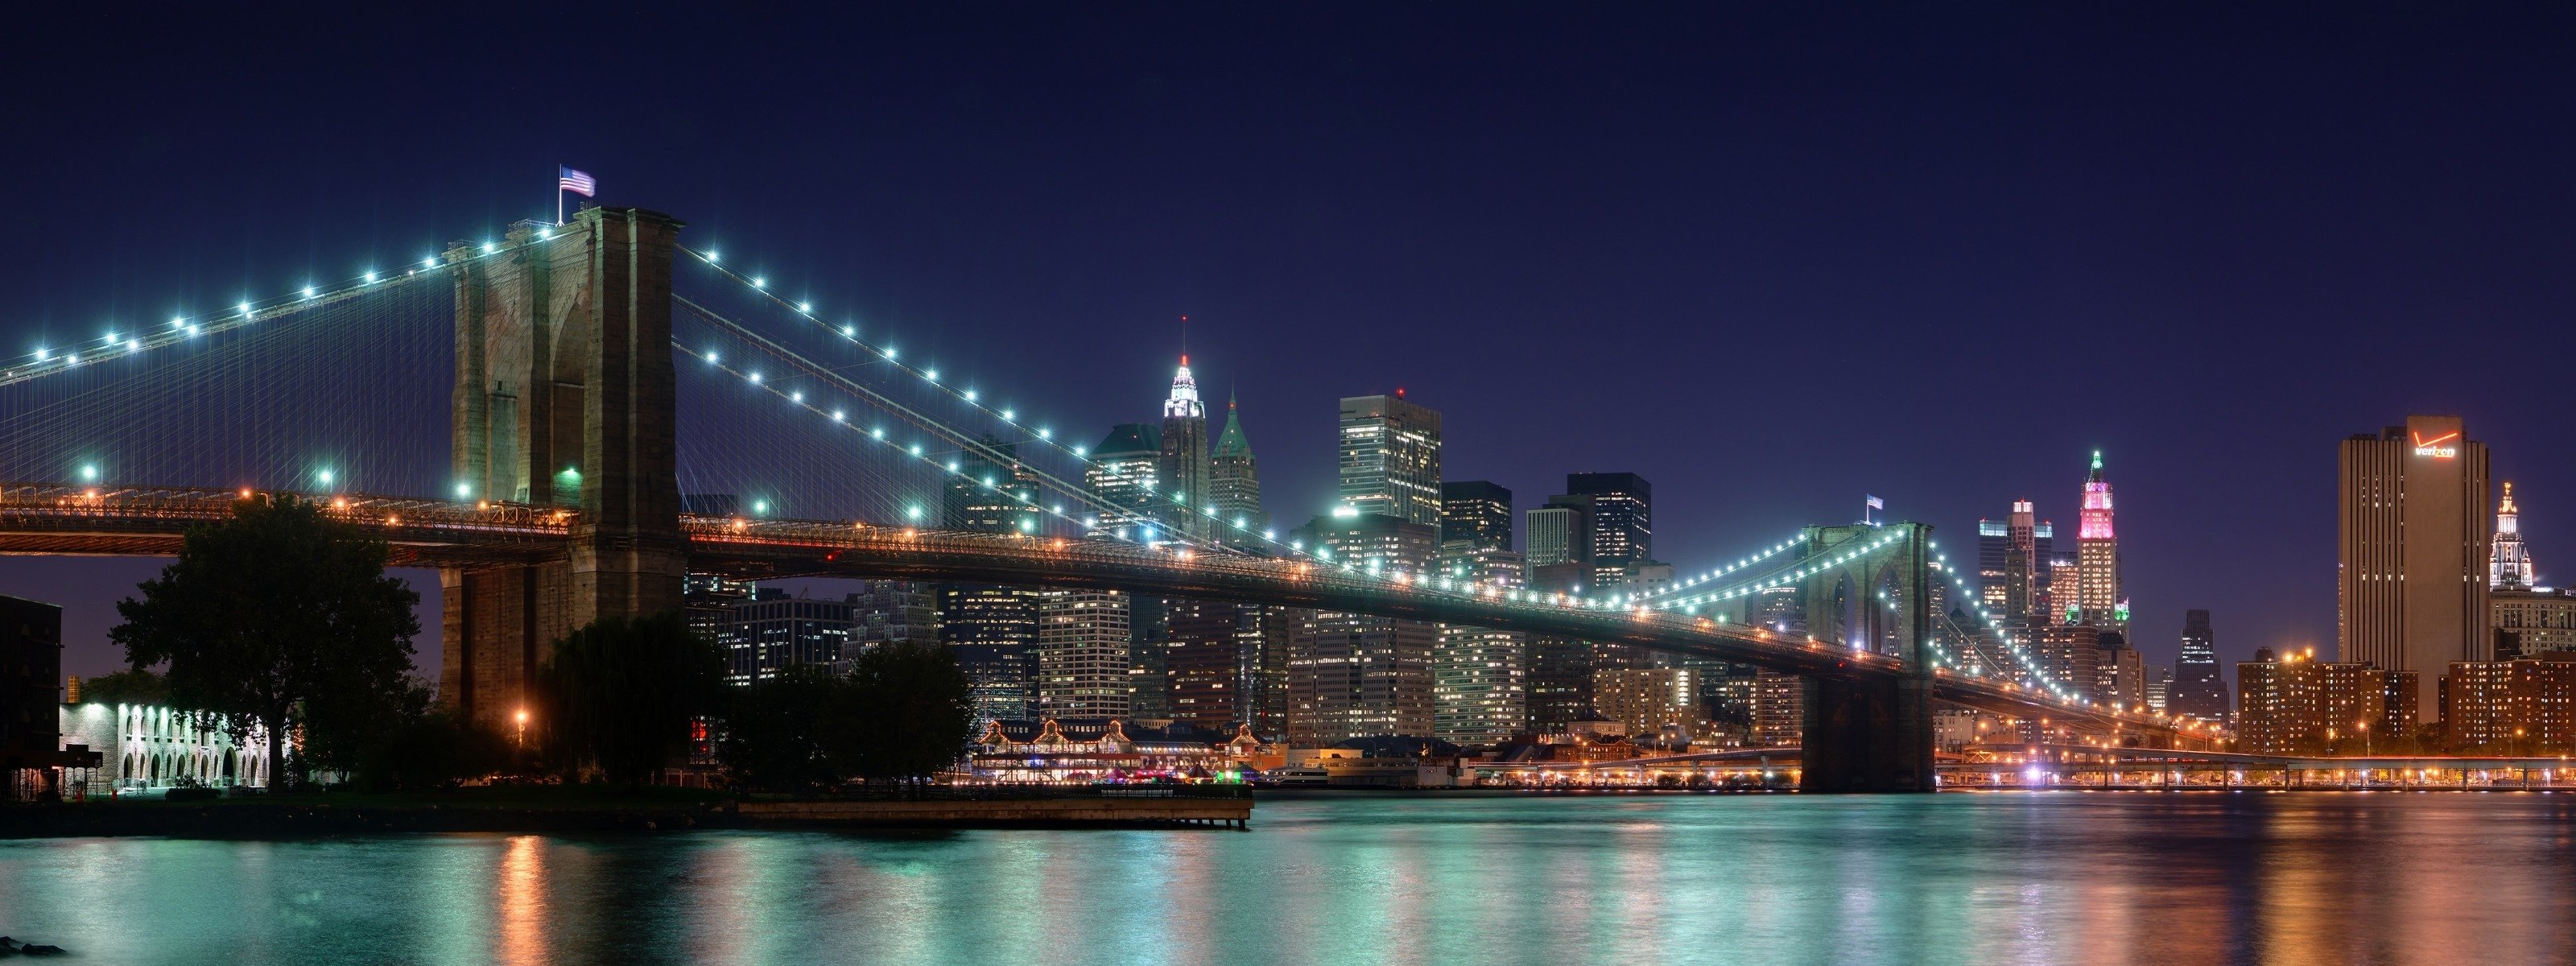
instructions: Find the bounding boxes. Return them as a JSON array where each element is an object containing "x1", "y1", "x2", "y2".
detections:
[{"x1": 2, "y1": 791, "x2": 2571, "y2": 964}]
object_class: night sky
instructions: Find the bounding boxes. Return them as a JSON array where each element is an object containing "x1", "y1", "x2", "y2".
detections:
[{"x1": 6, "y1": 6, "x2": 2574, "y2": 687}]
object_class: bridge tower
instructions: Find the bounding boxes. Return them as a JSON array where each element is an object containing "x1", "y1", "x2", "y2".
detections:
[
  {"x1": 1796, "y1": 521, "x2": 1937, "y2": 791},
  {"x1": 439, "y1": 208, "x2": 688, "y2": 729}
]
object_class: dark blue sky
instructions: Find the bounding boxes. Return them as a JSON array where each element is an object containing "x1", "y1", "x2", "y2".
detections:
[{"x1": 6, "y1": 5, "x2": 2574, "y2": 683}]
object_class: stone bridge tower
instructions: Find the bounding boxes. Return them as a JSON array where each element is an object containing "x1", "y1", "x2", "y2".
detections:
[
  {"x1": 1796, "y1": 521, "x2": 1937, "y2": 791},
  {"x1": 439, "y1": 207, "x2": 688, "y2": 729}
]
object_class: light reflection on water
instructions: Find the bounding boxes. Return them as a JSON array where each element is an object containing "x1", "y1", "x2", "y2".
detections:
[{"x1": 2, "y1": 792, "x2": 2572, "y2": 965}]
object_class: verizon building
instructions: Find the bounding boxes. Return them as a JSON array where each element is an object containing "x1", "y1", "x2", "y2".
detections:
[{"x1": 2339, "y1": 415, "x2": 2492, "y2": 720}]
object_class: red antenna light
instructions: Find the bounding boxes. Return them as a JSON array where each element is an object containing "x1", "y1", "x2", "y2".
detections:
[{"x1": 1396, "y1": 386, "x2": 1406, "y2": 398}]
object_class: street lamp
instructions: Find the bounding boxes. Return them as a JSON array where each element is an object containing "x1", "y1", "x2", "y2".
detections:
[
  {"x1": 2359, "y1": 720, "x2": 2370, "y2": 758},
  {"x1": 515, "y1": 708, "x2": 529, "y2": 751}
]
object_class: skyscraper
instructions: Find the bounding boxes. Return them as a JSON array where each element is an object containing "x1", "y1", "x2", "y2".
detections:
[
  {"x1": 2493, "y1": 481, "x2": 2535, "y2": 591},
  {"x1": 2340, "y1": 415, "x2": 2493, "y2": 719},
  {"x1": 940, "y1": 584, "x2": 1041, "y2": 722},
  {"x1": 1085, "y1": 423, "x2": 1162, "y2": 539},
  {"x1": 1524, "y1": 502, "x2": 1589, "y2": 568},
  {"x1": 1209, "y1": 391, "x2": 1266, "y2": 539},
  {"x1": 2076, "y1": 452, "x2": 2124, "y2": 628},
  {"x1": 1286, "y1": 510, "x2": 1439, "y2": 742},
  {"x1": 1978, "y1": 500, "x2": 2048, "y2": 618},
  {"x1": 1439, "y1": 481, "x2": 1514, "y2": 555},
  {"x1": 1338, "y1": 392, "x2": 1443, "y2": 527},
  {"x1": 1159, "y1": 356, "x2": 1212, "y2": 541},
  {"x1": 943, "y1": 436, "x2": 1039, "y2": 535},
  {"x1": 1435, "y1": 481, "x2": 1526, "y2": 750},
  {"x1": 1563, "y1": 473, "x2": 1651, "y2": 583},
  {"x1": 1038, "y1": 588, "x2": 1130, "y2": 718},
  {"x1": 2169, "y1": 609, "x2": 2228, "y2": 721},
  {"x1": 942, "y1": 436, "x2": 1042, "y2": 721}
]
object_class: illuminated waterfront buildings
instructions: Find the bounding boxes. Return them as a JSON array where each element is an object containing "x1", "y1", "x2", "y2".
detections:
[
  {"x1": 2339, "y1": 415, "x2": 2492, "y2": 719},
  {"x1": 2235, "y1": 647, "x2": 2418, "y2": 753},
  {"x1": 2487, "y1": 484, "x2": 2576, "y2": 659},
  {"x1": 2445, "y1": 654, "x2": 2576, "y2": 751},
  {"x1": 1592, "y1": 667, "x2": 1710, "y2": 745}
]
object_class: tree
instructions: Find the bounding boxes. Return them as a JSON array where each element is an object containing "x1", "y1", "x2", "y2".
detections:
[
  {"x1": 716, "y1": 663, "x2": 842, "y2": 793},
  {"x1": 79, "y1": 668, "x2": 171, "y2": 707},
  {"x1": 539, "y1": 611, "x2": 725, "y2": 786},
  {"x1": 112, "y1": 495, "x2": 421, "y2": 790},
  {"x1": 828, "y1": 643, "x2": 976, "y2": 787}
]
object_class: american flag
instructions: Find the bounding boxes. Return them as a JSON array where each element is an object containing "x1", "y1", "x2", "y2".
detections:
[
  {"x1": 1866, "y1": 495, "x2": 1885, "y2": 510},
  {"x1": 559, "y1": 166, "x2": 596, "y2": 196}
]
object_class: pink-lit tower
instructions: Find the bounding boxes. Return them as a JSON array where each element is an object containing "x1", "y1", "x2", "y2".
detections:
[{"x1": 2076, "y1": 451, "x2": 2126, "y2": 629}]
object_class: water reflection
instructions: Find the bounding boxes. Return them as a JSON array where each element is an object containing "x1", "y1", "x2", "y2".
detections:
[{"x1": 1, "y1": 793, "x2": 2572, "y2": 964}]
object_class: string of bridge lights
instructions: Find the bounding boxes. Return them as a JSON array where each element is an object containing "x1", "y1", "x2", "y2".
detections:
[
  {"x1": 3, "y1": 229, "x2": 571, "y2": 383},
  {"x1": 678, "y1": 244, "x2": 1121, "y2": 470},
  {"x1": 1653, "y1": 531, "x2": 1911, "y2": 615}
]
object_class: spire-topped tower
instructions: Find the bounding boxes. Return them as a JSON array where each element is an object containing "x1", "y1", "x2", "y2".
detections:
[
  {"x1": 1157, "y1": 354, "x2": 1212, "y2": 540},
  {"x1": 2493, "y1": 481, "x2": 2536, "y2": 590},
  {"x1": 2076, "y1": 450, "x2": 2125, "y2": 627},
  {"x1": 1164, "y1": 354, "x2": 1205, "y2": 419},
  {"x1": 1211, "y1": 390, "x2": 1266, "y2": 539}
]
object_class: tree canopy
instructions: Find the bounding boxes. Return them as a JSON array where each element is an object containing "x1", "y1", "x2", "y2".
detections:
[
  {"x1": 111, "y1": 495, "x2": 421, "y2": 789},
  {"x1": 539, "y1": 611, "x2": 725, "y2": 786}
]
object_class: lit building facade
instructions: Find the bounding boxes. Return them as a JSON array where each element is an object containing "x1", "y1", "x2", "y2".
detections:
[
  {"x1": 57, "y1": 702, "x2": 275, "y2": 791},
  {"x1": 2339, "y1": 415, "x2": 2493, "y2": 719},
  {"x1": 1563, "y1": 473, "x2": 1651, "y2": 584},
  {"x1": 2445, "y1": 654, "x2": 2576, "y2": 751},
  {"x1": 2236, "y1": 648, "x2": 2418, "y2": 753},
  {"x1": 2169, "y1": 609, "x2": 2229, "y2": 721},
  {"x1": 1978, "y1": 500, "x2": 2053, "y2": 619},
  {"x1": 1084, "y1": 423, "x2": 1162, "y2": 539},
  {"x1": 1038, "y1": 589, "x2": 1130, "y2": 718},
  {"x1": 847, "y1": 580, "x2": 938, "y2": 648},
  {"x1": 1159, "y1": 356, "x2": 1212, "y2": 542},
  {"x1": 2492, "y1": 588, "x2": 2576, "y2": 660},
  {"x1": 1524, "y1": 503, "x2": 1588, "y2": 568},
  {"x1": 1286, "y1": 511, "x2": 1439, "y2": 743},
  {"x1": 1338, "y1": 392, "x2": 1443, "y2": 527},
  {"x1": 1209, "y1": 392, "x2": 1266, "y2": 540},
  {"x1": 942, "y1": 584, "x2": 1041, "y2": 723},
  {"x1": 1750, "y1": 671, "x2": 1804, "y2": 748},
  {"x1": 1433, "y1": 481, "x2": 1525, "y2": 749},
  {"x1": 716, "y1": 597, "x2": 857, "y2": 684},
  {"x1": 2076, "y1": 452, "x2": 2124, "y2": 628},
  {"x1": 1592, "y1": 668, "x2": 1709, "y2": 745},
  {"x1": 2492, "y1": 481, "x2": 2536, "y2": 591}
]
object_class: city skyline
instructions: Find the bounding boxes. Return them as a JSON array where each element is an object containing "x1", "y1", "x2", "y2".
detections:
[{"x1": 7, "y1": 7, "x2": 2576, "y2": 695}]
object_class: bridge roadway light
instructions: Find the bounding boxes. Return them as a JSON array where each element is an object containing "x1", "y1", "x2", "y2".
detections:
[
  {"x1": 481, "y1": 242, "x2": 497, "y2": 254},
  {"x1": 704, "y1": 250, "x2": 719, "y2": 263},
  {"x1": 751, "y1": 276, "x2": 766, "y2": 288},
  {"x1": 906, "y1": 506, "x2": 923, "y2": 520},
  {"x1": 798, "y1": 302, "x2": 812, "y2": 314},
  {"x1": 424, "y1": 257, "x2": 439, "y2": 270},
  {"x1": 842, "y1": 324, "x2": 855, "y2": 337}
]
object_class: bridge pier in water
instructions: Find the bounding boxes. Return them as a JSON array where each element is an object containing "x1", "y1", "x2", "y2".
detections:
[
  {"x1": 1794, "y1": 522, "x2": 1939, "y2": 791},
  {"x1": 440, "y1": 208, "x2": 690, "y2": 730}
]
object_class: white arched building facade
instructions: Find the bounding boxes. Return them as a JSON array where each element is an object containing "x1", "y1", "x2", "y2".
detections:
[{"x1": 58, "y1": 703, "x2": 275, "y2": 791}]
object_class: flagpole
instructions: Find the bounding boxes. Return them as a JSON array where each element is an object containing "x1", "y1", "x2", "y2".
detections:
[{"x1": 557, "y1": 184, "x2": 564, "y2": 226}]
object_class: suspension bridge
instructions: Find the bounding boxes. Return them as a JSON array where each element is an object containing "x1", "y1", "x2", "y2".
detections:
[{"x1": 0, "y1": 206, "x2": 2211, "y2": 791}]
